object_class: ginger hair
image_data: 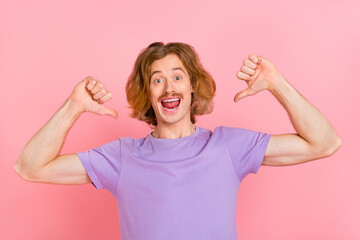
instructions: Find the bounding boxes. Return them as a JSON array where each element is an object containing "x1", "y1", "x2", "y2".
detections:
[{"x1": 125, "y1": 41, "x2": 216, "y2": 128}]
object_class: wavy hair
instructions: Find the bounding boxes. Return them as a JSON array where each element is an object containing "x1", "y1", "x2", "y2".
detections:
[{"x1": 125, "y1": 41, "x2": 216, "y2": 128}]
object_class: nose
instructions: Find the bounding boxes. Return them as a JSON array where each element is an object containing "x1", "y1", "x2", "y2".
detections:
[{"x1": 164, "y1": 77, "x2": 175, "y2": 94}]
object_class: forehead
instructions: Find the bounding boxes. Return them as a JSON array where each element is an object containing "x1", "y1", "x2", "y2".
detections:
[{"x1": 150, "y1": 54, "x2": 186, "y2": 73}]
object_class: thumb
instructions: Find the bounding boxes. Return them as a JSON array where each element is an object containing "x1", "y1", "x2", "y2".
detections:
[
  {"x1": 99, "y1": 105, "x2": 119, "y2": 119},
  {"x1": 234, "y1": 88, "x2": 254, "y2": 102}
]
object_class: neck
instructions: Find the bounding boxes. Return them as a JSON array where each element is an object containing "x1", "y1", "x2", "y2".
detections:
[{"x1": 151, "y1": 122, "x2": 196, "y2": 139}]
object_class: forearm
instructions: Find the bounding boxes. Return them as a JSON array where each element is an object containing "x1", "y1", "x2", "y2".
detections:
[
  {"x1": 15, "y1": 98, "x2": 83, "y2": 177},
  {"x1": 269, "y1": 75, "x2": 342, "y2": 154}
]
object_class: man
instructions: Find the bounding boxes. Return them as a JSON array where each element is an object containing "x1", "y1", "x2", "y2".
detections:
[{"x1": 14, "y1": 42, "x2": 341, "y2": 239}]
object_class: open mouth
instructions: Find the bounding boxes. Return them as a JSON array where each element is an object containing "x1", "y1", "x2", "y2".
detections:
[{"x1": 161, "y1": 98, "x2": 181, "y2": 111}]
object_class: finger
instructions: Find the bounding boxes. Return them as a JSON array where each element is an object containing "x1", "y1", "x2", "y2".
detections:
[
  {"x1": 240, "y1": 65, "x2": 256, "y2": 76},
  {"x1": 243, "y1": 59, "x2": 257, "y2": 70},
  {"x1": 83, "y1": 76, "x2": 96, "y2": 90},
  {"x1": 98, "y1": 92, "x2": 113, "y2": 104},
  {"x1": 93, "y1": 88, "x2": 107, "y2": 101},
  {"x1": 237, "y1": 71, "x2": 251, "y2": 81},
  {"x1": 91, "y1": 82, "x2": 104, "y2": 95},
  {"x1": 98, "y1": 105, "x2": 119, "y2": 119},
  {"x1": 248, "y1": 54, "x2": 262, "y2": 65},
  {"x1": 87, "y1": 80, "x2": 97, "y2": 91},
  {"x1": 84, "y1": 76, "x2": 94, "y2": 84},
  {"x1": 234, "y1": 88, "x2": 256, "y2": 102}
]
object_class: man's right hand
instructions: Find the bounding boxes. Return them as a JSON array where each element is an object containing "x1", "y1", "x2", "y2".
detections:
[
  {"x1": 14, "y1": 76, "x2": 119, "y2": 184},
  {"x1": 69, "y1": 76, "x2": 118, "y2": 119}
]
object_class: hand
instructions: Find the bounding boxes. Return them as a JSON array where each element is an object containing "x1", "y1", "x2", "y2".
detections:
[
  {"x1": 234, "y1": 54, "x2": 282, "y2": 102},
  {"x1": 68, "y1": 76, "x2": 118, "y2": 119}
]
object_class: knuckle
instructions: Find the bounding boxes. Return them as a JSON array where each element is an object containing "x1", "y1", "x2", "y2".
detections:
[
  {"x1": 103, "y1": 93, "x2": 112, "y2": 101},
  {"x1": 87, "y1": 76, "x2": 96, "y2": 83}
]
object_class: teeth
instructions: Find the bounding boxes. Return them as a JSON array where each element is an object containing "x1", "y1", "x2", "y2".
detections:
[
  {"x1": 163, "y1": 106, "x2": 178, "y2": 111},
  {"x1": 162, "y1": 98, "x2": 180, "y2": 103}
]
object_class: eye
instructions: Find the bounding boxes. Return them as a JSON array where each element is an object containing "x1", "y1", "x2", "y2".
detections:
[
  {"x1": 155, "y1": 78, "x2": 162, "y2": 84},
  {"x1": 175, "y1": 76, "x2": 182, "y2": 80}
]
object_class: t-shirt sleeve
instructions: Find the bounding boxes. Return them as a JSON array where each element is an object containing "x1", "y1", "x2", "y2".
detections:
[
  {"x1": 76, "y1": 138, "x2": 122, "y2": 196},
  {"x1": 217, "y1": 126, "x2": 271, "y2": 182}
]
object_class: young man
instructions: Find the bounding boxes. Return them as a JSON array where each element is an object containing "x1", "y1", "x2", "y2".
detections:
[{"x1": 14, "y1": 42, "x2": 341, "y2": 239}]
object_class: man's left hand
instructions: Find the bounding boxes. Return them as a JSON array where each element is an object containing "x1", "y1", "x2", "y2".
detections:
[{"x1": 234, "y1": 54, "x2": 282, "y2": 102}]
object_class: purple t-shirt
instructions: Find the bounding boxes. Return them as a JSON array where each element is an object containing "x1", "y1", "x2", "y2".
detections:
[{"x1": 76, "y1": 125, "x2": 271, "y2": 240}]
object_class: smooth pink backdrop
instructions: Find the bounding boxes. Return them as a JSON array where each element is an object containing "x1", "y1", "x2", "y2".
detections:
[{"x1": 1, "y1": 0, "x2": 359, "y2": 239}]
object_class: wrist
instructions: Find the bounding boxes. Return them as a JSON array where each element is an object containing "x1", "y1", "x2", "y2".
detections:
[
  {"x1": 63, "y1": 98, "x2": 84, "y2": 119},
  {"x1": 267, "y1": 74, "x2": 288, "y2": 94}
]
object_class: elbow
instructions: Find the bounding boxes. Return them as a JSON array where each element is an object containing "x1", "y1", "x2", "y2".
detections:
[
  {"x1": 311, "y1": 136, "x2": 342, "y2": 159},
  {"x1": 14, "y1": 158, "x2": 38, "y2": 182},
  {"x1": 14, "y1": 161, "x2": 28, "y2": 181},
  {"x1": 322, "y1": 136, "x2": 342, "y2": 157},
  {"x1": 332, "y1": 136, "x2": 343, "y2": 154}
]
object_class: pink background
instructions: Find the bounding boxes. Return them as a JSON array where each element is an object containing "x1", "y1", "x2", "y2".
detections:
[{"x1": 1, "y1": 0, "x2": 359, "y2": 239}]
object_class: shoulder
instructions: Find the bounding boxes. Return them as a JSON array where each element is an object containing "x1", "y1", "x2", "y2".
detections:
[
  {"x1": 117, "y1": 135, "x2": 148, "y2": 151},
  {"x1": 91, "y1": 138, "x2": 122, "y2": 156},
  {"x1": 89, "y1": 137, "x2": 136, "y2": 154},
  {"x1": 213, "y1": 125, "x2": 251, "y2": 136},
  {"x1": 212, "y1": 125, "x2": 269, "y2": 143}
]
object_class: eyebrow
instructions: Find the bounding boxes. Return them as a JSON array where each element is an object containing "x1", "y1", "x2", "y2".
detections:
[{"x1": 150, "y1": 67, "x2": 185, "y2": 79}]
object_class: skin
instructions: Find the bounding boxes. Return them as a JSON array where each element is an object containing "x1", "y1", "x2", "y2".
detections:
[
  {"x1": 235, "y1": 54, "x2": 342, "y2": 166},
  {"x1": 14, "y1": 53, "x2": 342, "y2": 185},
  {"x1": 13, "y1": 77, "x2": 118, "y2": 184},
  {"x1": 149, "y1": 54, "x2": 196, "y2": 139}
]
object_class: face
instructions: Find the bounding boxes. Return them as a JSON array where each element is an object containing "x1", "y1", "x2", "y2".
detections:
[{"x1": 149, "y1": 54, "x2": 194, "y2": 127}]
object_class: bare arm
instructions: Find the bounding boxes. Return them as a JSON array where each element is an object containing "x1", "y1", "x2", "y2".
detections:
[
  {"x1": 262, "y1": 75, "x2": 341, "y2": 166},
  {"x1": 14, "y1": 76, "x2": 118, "y2": 184},
  {"x1": 234, "y1": 55, "x2": 342, "y2": 166}
]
